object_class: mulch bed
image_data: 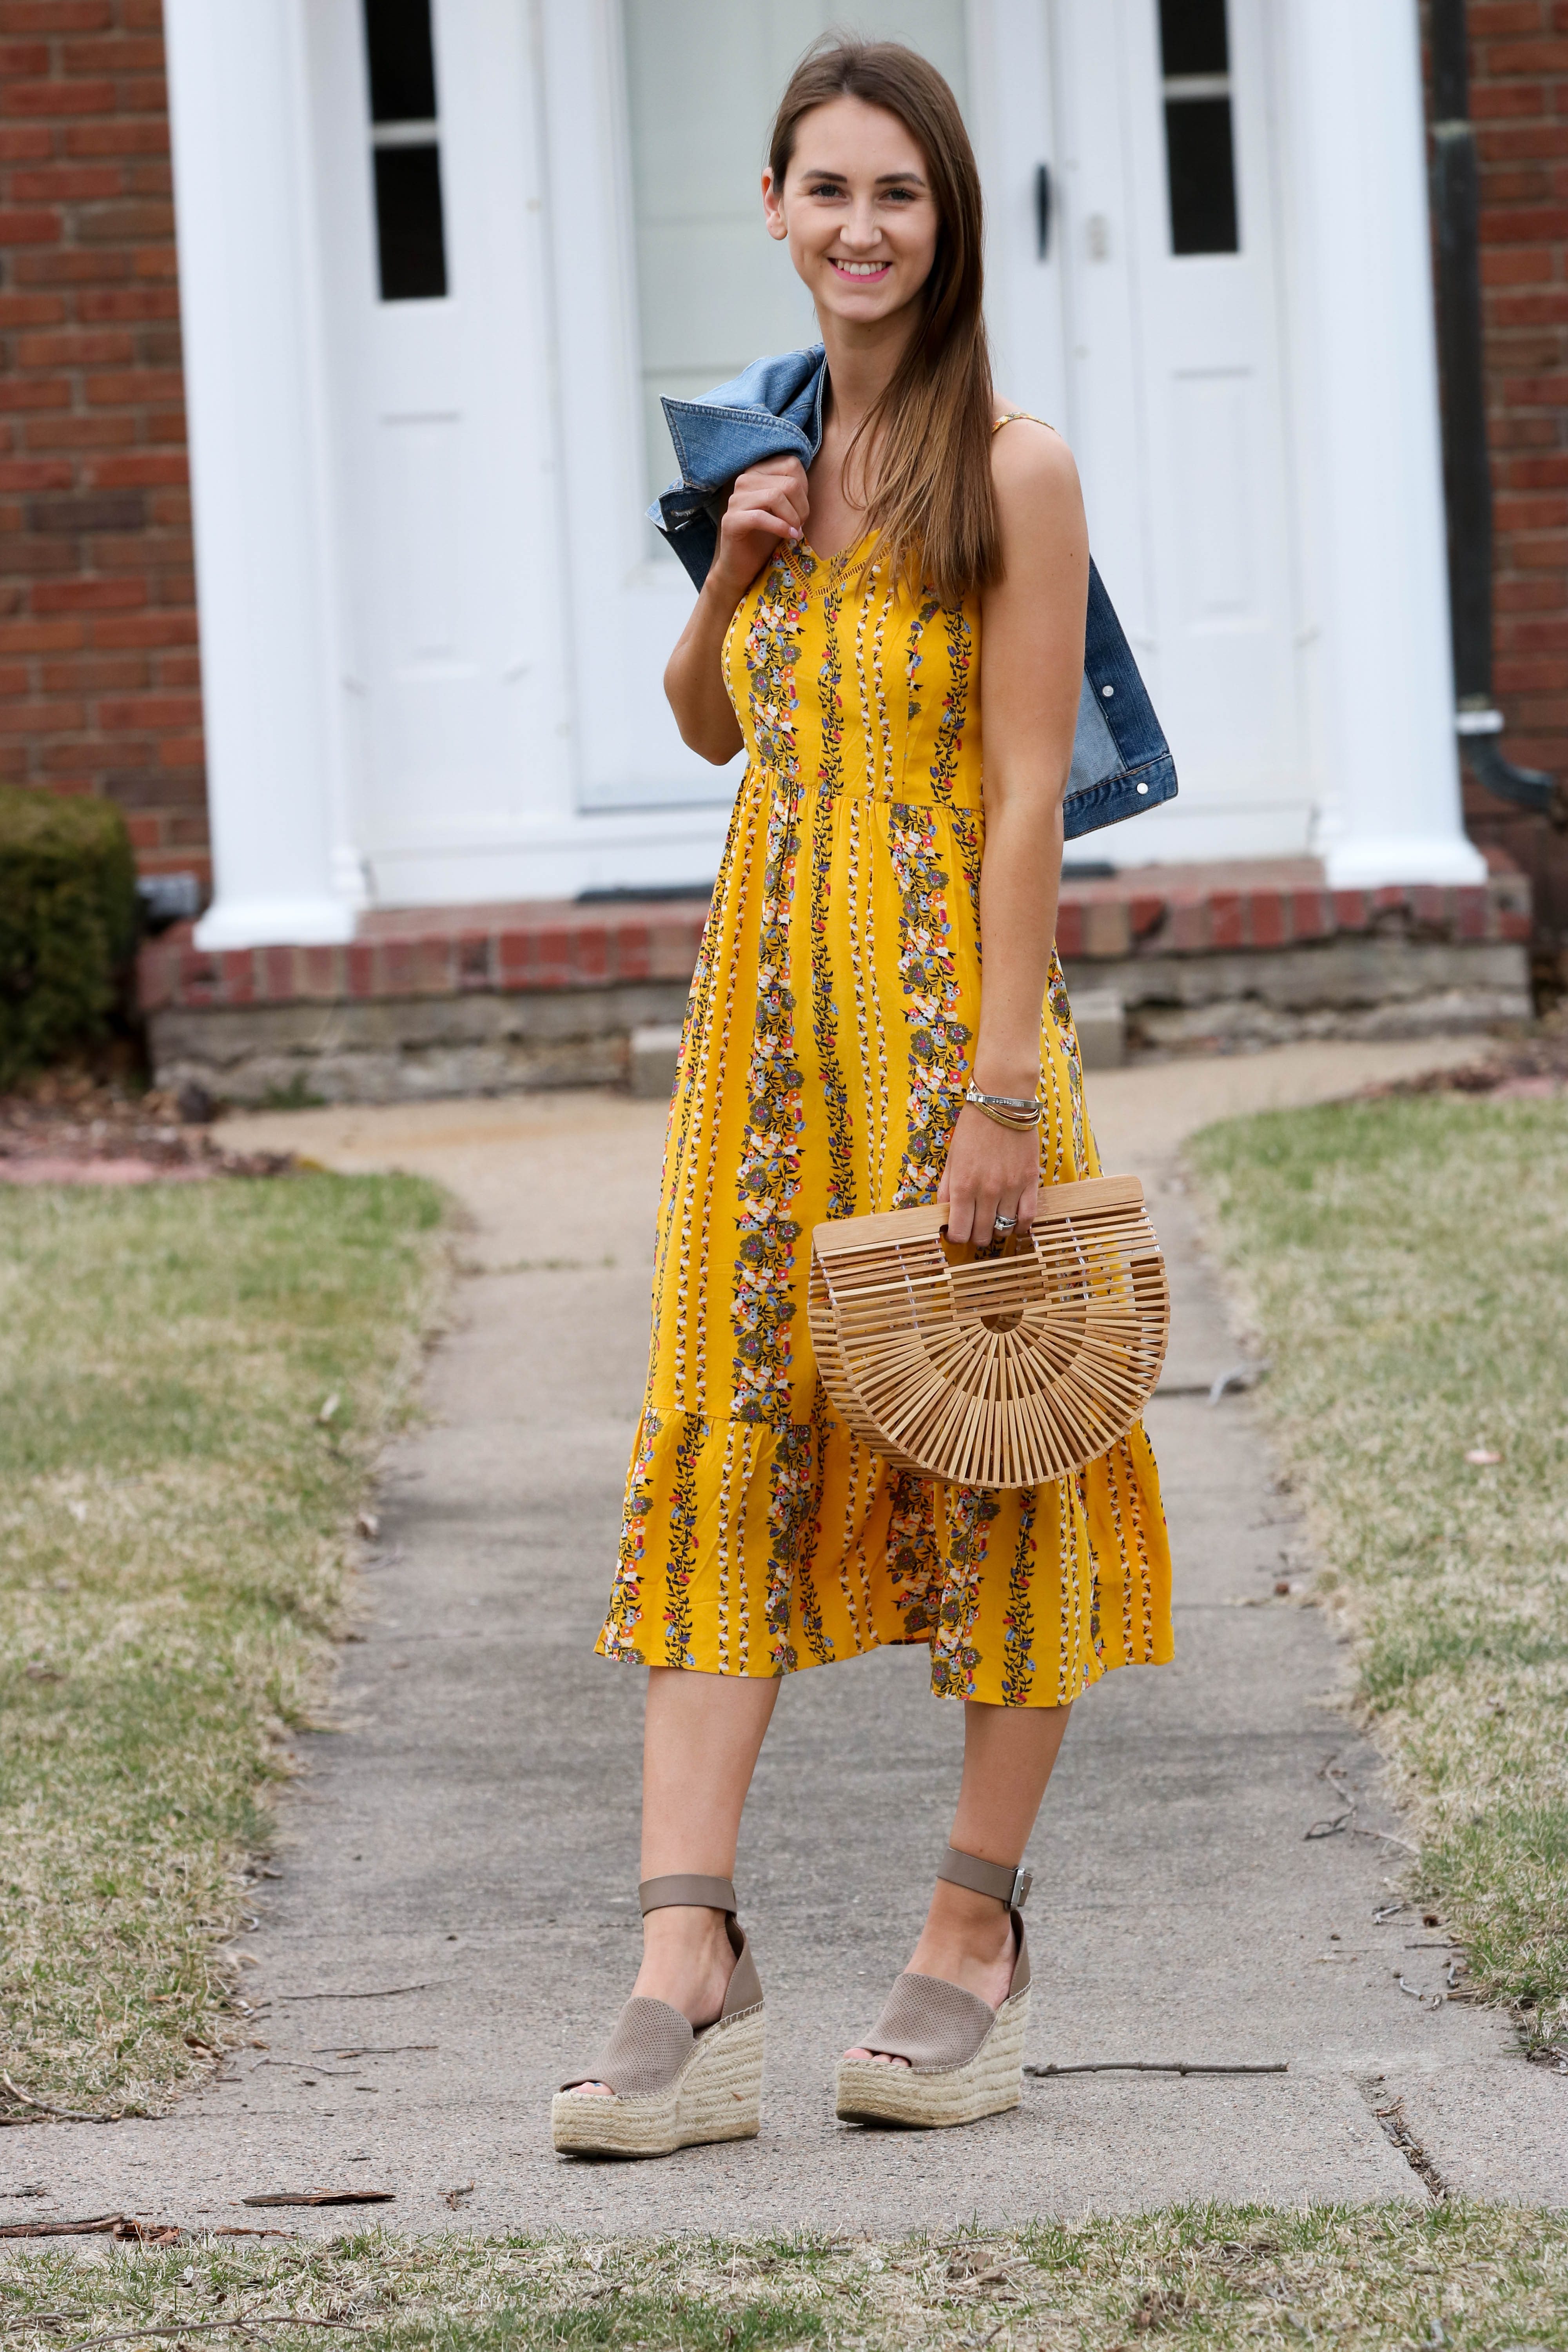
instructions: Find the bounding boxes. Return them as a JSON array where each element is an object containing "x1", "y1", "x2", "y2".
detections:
[
  {"x1": 1361, "y1": 1027, "x2": 1568, "y2": 1101},
  {"x1": 0, "y1": 1075, "x2": 294, "y2": 1185},
  {"x1": 6, "y1": 1029, "x2": 1562, "y2": 1187}
]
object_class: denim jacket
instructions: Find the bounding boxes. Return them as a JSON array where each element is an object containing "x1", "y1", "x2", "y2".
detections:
[{"x1": 649, "y1": 344, "x2": 1177, "y2": 841}]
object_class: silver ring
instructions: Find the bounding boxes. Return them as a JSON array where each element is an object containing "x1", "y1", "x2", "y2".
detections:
[{"x1": 992, "y1": 1214, "x2": 1017, "y2": 1232}]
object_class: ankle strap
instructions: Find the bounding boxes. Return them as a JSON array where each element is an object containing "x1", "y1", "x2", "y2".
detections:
[
  {"x1": 639, "y1": 1873, "x2": 736, "y2": 1916},
  {"x1": 937, "y1": 1846, "x2": 1032, "y2": 1911}
]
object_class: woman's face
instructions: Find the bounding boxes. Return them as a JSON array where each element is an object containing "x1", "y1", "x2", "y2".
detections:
[{"x1": 762, "y1": 96, "x2": 940, "y2": 337}]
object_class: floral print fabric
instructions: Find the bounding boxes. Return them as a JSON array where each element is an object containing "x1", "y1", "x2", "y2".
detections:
[{"x1": 597, "y1": 538, "x2": 1172, "y2": 1705}]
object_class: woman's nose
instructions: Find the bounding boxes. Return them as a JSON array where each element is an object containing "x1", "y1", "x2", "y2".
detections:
[{"x1": 839, "y1": 201, "x2": 882, "y2": 251}]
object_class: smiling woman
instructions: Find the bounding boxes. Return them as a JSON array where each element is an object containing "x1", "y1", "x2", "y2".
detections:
[{"x1": 553, "y1": 32, "x2": 1172, "y2": 2161}]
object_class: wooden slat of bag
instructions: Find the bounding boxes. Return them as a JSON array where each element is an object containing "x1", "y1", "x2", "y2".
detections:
[
  {"x1": 1015, "y1": 1380, "x2": 1071, "y2": 1480},
  {"x1": 809, "y1": 1181, "x2": 1169, "y2": 1488}
]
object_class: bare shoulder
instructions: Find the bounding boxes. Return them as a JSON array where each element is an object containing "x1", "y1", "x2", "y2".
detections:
[
  {"x1": 987, "y1": 410, "x2": 1085, "y2": 596},
  {"x1": 989, "y1": 407, "x2": 1080, "y2": 515}
]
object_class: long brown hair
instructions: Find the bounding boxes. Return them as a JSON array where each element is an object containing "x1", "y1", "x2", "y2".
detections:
[{"x1": 768, "y1": 36, "x2": 999, "y2": 604}]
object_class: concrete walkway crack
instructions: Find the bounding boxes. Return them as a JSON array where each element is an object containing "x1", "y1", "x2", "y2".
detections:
[{"x1": 1363, "y1": 2078, "x2": 1450, "y2": 2201}]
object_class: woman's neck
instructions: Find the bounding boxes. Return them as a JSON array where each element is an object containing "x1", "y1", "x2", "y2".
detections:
[{"x1": 817, "y1": 307, "x2": 918, "y2": 443}]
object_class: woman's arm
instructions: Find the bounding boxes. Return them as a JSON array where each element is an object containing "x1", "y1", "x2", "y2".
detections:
[
  {"x1": 664, "y1": 456, "x2": 811, "y2": 762},
  {"x1": 939, "y1": 419, "x2": 1089, "y2": 1243}
]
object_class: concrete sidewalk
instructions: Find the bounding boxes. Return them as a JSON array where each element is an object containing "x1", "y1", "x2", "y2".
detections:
[{"x1": 12, "y1": 1040, "x2": 1564, "y2": 2237}]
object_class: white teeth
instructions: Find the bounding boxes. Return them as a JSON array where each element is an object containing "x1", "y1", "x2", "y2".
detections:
[{"x1": 835, "y1": 261, "x2": 885, "y2": 276}]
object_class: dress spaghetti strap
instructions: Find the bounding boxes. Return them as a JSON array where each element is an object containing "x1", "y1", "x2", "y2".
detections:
[{"x1": 992, "y1": 410, "x2": 1061, "y2": 436}]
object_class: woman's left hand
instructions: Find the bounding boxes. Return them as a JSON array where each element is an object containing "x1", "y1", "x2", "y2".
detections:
[{"x1": 938, "y1": 1105, "x2": 1039, "y2": 1245}]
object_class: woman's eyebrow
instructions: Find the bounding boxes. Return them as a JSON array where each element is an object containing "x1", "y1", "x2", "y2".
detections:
[{"x1": 797, "y1": 165, "x2": 928, "y2": 186}]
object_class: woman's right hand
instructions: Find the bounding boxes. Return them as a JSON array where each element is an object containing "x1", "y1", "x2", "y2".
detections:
[
  {"x1": 665, "y1": 455, "x2": 809, "y2": 763},
  {"x1": 708, "y1": 456, "x2": 809, "y2": 604}
]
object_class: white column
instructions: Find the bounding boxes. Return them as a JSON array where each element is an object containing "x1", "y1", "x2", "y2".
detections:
[
  {"x1": 164, "y1": 0, "x2": 363, "y2": 948},
  {"x1": 1278, "y1": 0, "x2": 1485, "y2": 888}
]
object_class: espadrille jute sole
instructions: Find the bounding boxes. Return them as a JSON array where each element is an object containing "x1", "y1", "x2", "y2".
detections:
[
  {"x1": 551, "y1": 2003, "x2": 764, "y2": 2158},
  {"x1": 834, "y1": 1985, "x2": 1029, "y2": 2129}
]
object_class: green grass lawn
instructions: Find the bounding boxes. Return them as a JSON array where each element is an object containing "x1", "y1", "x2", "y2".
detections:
[
  {"x1": 4, "y1": 2209, "x2": 1568, "y2": 2350},
  {"x1": 1189, "y1": 1092, "x2": 1568, "y2": 2058},
  {"x1": 0, "y1": 1172, "x2": 446, "y2": 2120}
]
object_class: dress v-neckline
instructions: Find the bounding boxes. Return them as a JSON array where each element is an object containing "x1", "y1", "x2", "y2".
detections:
[{"x1": 789, "y1": 530, "x2": 871, "y2": 572}]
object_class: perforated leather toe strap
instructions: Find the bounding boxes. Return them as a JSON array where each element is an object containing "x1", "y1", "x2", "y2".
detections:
[
  {"x1": 561, "y1": 1995, "x2": 692, "y2": 2098},
  {"x1": 859, "y1": 1971, "x2": 1000, "y2": 2073}
]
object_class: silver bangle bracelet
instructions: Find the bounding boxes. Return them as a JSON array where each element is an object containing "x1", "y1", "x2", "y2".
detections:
[{"x1": 964, "y1": 1081, "x2": 1042, "y2": 1112}]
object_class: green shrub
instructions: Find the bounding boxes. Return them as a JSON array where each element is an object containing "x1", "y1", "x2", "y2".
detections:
[{"x1": 0, "y1": 786, "x2": 138, "y2": 1089}]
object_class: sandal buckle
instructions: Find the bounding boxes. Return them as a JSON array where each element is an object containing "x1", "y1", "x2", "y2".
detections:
[{"x1": 1010, "y1": 1866, "x2": 1033, "y2": 1910}]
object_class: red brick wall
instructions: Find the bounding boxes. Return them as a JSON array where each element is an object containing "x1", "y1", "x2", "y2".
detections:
[
  {"x1": 1428, "y1": 0, "x2": 1568, "y2": 964},
  {"x1": 0, "y1": 0, "x2": 206, "y2": 885}
]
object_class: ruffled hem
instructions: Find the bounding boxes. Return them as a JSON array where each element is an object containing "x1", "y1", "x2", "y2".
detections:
[{"x1": 597, "y1": 1398, "x2": 1172, "y2": 1709}]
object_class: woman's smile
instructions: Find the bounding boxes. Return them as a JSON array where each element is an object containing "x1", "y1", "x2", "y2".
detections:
[{"x1": 831, "y1": 257, "x2": 892, "y2": 278}]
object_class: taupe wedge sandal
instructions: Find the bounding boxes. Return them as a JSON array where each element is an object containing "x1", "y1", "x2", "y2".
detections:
[
  {"x1": 835, "y1": 1848, "x2": 1032, "y2": 2130},
  {"x1": 552, "y1": 1874, "x2": 764, "y2": 2158}
]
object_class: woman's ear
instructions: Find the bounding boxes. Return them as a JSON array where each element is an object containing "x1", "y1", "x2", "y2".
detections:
[{"x1": 761, "y1": 165, "x2": 789, "y2": 242}]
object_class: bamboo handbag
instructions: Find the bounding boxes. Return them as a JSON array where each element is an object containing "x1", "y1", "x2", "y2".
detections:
[{"x1": 806, "y1": 1177, "x2": 1170, "y2": 1490}]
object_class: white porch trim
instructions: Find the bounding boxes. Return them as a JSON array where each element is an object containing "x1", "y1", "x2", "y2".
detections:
[
  {"x1": 1275, "y1": 0, "x2": 1485, "y2": 890},
  {"x1": 163, "y1": 0, "x2": 364, "y2": 951}
]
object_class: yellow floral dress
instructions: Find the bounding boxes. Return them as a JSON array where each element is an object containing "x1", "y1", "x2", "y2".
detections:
[{"x1": 597, "y1": 520, "x2": 1173, "y2": 1707}]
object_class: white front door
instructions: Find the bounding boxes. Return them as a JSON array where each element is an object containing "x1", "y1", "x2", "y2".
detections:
[
  {"x1": 1052, "y1": 0, "x2": 1307, "y2": 860},
  {"x1": 309, "y1": 0, "x2": 574, "y2": 904},
  {"x1": 544, "y1": 0, "x2": 980, "y2": 821}
]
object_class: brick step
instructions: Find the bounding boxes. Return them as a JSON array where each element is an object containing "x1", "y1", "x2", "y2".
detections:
[
  {"x1": 138, "y1": 855, "x2": 1529, "y2": 1016},
  {"x1": 137, "y1": 855, "x2": 1534, "y2": 1105}
]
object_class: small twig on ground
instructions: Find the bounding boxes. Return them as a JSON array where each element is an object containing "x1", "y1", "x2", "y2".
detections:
[
  {"x1": 1304, "y1": 1760, "x2": 1419, "y2": 1853},
  {"x1": 248, "y1": 2062, "x2": 365, "y2": 2077},
  {"x1": 65, "y1": 2321, "x2": 366, "y2": 2352},
  {"x1": 1353, "y1": 1827, "x2": 1420, "y2": 1855},
  {"x1": 272, "y1": 1985, "x2": 431, "y2": 2004},
  {"x1": 1306, "y1": 1754, "x2": 1357, "y2": 1839},
  {"x1": 0, "y1": 2216, "x2": 126, "y2": 2241},
  {"x1": 0, "y1": 2216, "x2": 181, "y2": 2247},
  {"x1": 0, "y1": 2076, "x2": 120, "y2": 2125},
  {"x1": 310, "y1": 2045, "x2": 436, "y2": 2058},
  {"x1": 1025, "y1": 2061, "x2": 1289, "y2": 2077},
  {"x1": 242, "y1": 2191, "x2": 394, "y2": 2209}
]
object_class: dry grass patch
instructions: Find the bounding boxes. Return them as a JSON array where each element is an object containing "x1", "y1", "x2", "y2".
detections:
[
  {"x1": 4, "y1": 2208, "x2": 1568, "y2": 2349},
  {"x1": 1189, "y1": 1093, "x2": 1568, "y2": 2057},
  {"x1": 0, "y1": 1174, "x2": 447, "y2": 2121}
]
